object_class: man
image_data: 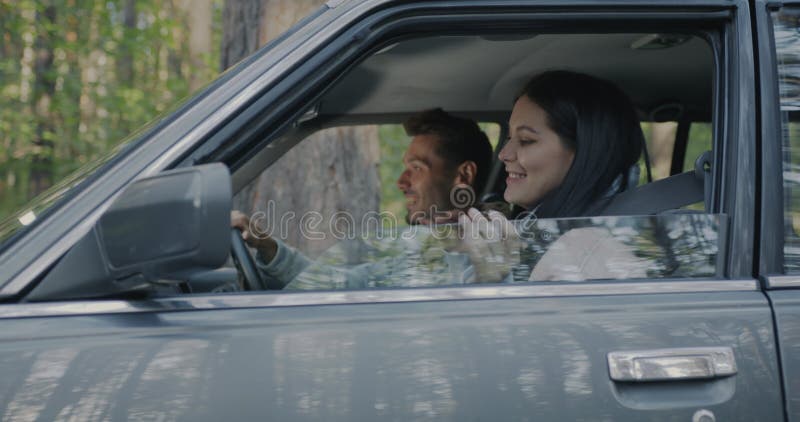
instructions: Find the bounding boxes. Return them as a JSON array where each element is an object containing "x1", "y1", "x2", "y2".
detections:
[
  {"x1": 398, "y1": 108, "x2": 492, "y2": 224},
  {"x1": 231, "y1": 108, "x2": 493, "y2": 289}
]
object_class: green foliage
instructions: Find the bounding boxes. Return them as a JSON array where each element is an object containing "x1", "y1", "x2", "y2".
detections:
[
  {"x1": 0, "y1": 0, "x2": 224, "y2": 219},
  {"x1": 685, "y1": 123, "x2": 713, "y2": 171}
]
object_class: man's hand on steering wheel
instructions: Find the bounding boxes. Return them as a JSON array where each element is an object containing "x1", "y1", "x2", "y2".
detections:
[
  {"x1": 230, "y1": 210, "x2": 277, "y2": 290},
  {"x1": 230, "y1": 210, "x2": 279, "y2": 260}
]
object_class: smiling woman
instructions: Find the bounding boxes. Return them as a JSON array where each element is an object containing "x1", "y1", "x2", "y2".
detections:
[
  {"x1": 502, "y1": 95, "x2": 575, "y2": 210},
  {"x1": 501, "y1": 70, "x2": 645, "y2": 218}
]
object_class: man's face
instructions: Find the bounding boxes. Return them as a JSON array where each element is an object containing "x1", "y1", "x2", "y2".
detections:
[{"x1": 397, "y1": 134, "x2": 457, "y2": 224}]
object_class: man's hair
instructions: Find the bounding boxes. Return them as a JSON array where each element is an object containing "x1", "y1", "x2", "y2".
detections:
[{"x1": 403, "y1": 108, "x2": 493, "y2": 194}]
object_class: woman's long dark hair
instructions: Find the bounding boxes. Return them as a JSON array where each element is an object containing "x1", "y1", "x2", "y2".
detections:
[{"x1": 516, "y1": 70, "x2": 644, "y2": 218}]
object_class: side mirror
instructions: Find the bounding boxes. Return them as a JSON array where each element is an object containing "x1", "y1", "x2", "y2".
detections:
[
  {"x1": 27, "y1": 163, "x2": 232, "y2": 301},
  {"x1": 98, "y1": 163, "x2": 231, "y2": 276}
]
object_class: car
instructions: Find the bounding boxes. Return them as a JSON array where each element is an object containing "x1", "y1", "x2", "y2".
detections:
[{"x1": 0, "y1": 0, "x2": 799, "y2": 420}]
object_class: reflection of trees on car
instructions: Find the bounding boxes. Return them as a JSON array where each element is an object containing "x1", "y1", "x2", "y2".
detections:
[
  {"x1": 775, "y1": 12, "x2": 800, "y2": 271},
  {"x1": 278, "y1": 214, "x2": 722, "y2": 289},
  {"x1": 515, "y1": 215, "x2": 721, "y2": 282}
]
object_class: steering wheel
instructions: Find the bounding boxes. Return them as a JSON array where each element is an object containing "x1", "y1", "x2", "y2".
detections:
[{"x1": 230, "y1": 228, "x2": 267, "y2": 290}]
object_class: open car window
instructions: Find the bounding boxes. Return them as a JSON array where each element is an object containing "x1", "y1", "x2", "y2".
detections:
[
  {"x1": 223, "y1": 30, "x2": 721, "y2": 292},
  {"x1": 233, "y1": 123, "x2": 723, "y2": 292}
]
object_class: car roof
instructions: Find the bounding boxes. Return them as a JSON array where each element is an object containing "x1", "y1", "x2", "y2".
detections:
[{"x1": 319, "y1": 33, "x2": 713, "y2": 122}]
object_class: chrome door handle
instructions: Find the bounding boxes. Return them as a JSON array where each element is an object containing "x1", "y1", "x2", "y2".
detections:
[{"x1": 608, "y1": 347, "x2": 737, "y2": 382}]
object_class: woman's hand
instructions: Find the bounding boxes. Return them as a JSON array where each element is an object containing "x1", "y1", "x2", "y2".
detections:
[{"x1": 458, "y1": 207, "x2": 521, "y2": 282}]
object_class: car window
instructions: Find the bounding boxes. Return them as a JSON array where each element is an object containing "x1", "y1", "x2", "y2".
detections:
[
  {"x1": 231, "y1": 56, "x2": 724, "y2": 292},
  {"x1": 773, "y1": 7, "x2": 800, "y2": 273},
  {"x1": 234, "y1": 116, "x2": 725, "y2": 289},
  {"x1": 224, "y1": 31, "x2": 723, "y2": 292}
]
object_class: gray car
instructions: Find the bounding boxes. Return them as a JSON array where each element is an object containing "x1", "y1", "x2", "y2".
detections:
[{"x1": 1, "y1": 0, "x2": 799, "y2": 420}]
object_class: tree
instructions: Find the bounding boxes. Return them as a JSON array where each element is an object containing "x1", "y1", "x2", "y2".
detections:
[
  {"x1": 647, "y1": 122, "x2": 677, "y2": 180},
  {"x1": 29, "y1": 1, "x2": 58, "y2": 198},
  {"x1": 223, "y1": 0, "x2": 381, "y2": 258},
  {"x1": 177, "y1": 0, "x2": 214, "y2": 92},
  {"x1": 117, "y1": 0, "x2": 136, "y2": 85},
  {"x1": 0, "y1": 0, "x2": 224, "y2": 219}
]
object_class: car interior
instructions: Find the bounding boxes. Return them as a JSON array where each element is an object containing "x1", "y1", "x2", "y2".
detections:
[{"x1": 211, "y1": 30, "x2": 721, "y2": 290}]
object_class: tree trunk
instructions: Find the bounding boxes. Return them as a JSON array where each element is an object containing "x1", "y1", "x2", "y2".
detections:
[
  {"x1": 178, "y1": 0, "x2": 214, "y2": 92},
  {"x1": 29, "y1": 1, "x2": 57, "y2": 198},
  {"x1": 58, "y1": 1, "x2": 87, "y2": 166},
  {"x1": 223, "y1": 0, "x2": 381, "y2": 258},
  {"x1": 220, "y1": 0, "x2": 261, "y2": 71},
  {"x1": 648, "y1": 122, "x2": 677, "y2": 180},
  {"x1": 236, "y1": 127, "x2": 381, "y2": 258},
  {"x1": 258, "y1": 0, "x2": 322, "y2": 42},
  {"x1": 167, "y1": 0, "x2": 184, "y2": 92},
  {"x1": 0, "y1": 1, "x2": 26, "y2": 210},
  {"x1": 117, "y1": 0, "x2": 136, "y2": 85}
]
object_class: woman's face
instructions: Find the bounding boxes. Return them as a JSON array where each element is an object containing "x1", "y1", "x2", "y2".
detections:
[{"x1": 499, "y1": 96, "x2": 575, "y2": 209}]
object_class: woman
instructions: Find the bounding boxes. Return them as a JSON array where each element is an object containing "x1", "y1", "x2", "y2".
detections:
[
  {"x1": 460, "y1": 70, "x2": 647, "y2": 281},
  {"x1": 502, "y1": 70, "x2": 643, "y2": 216}
]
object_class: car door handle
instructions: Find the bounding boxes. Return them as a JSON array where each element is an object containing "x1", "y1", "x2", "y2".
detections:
[{"x1": 608, "y1": 347, "x2": 737, "y2": 382}]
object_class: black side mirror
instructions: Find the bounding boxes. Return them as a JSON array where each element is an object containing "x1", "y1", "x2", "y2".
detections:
[{"x1": 27, "y1": 163, "x2": 232, "y2": 301}]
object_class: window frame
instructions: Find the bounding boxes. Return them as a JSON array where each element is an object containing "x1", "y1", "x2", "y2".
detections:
[
  {"x1": 205, "y1": 3, "x2": 752, "y2": 288},
  {"x1": 758, "y1": 1, "x2": 800, "y2": 284}
]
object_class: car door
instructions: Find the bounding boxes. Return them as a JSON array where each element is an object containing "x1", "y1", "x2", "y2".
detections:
[
  {"x1": 758, "y1": 1, "x2": 800, "y2": 420},
  {"x1": 0, "y1": 0, "x2": 784, "y2": 420}
]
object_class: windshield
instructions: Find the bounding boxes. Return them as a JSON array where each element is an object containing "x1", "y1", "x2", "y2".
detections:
[
  {"x1": 0, "y1": 140, "x2": 132, "y2": 248},
  {"x1": 0, "y1": 97, "x2": 185, "y2": 251}
]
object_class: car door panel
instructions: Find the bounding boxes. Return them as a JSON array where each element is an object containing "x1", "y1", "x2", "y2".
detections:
[
  {"x1": 0, "y1": 288, "x2": 780, "y2": 420},
  {"x1": 765, "y1": 290, "x2": 800, "y2": 421},
  {"x1": 756, "y1": 1, "x2": 800, "y2": 420}
]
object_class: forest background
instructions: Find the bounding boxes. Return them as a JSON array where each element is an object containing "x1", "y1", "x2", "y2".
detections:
[
  {"x1": 0, "y1": 0, "x2": 702, "y2": 239},
  {"x1": 0, "y1": 0, "x2": 380, "y2": 222},
  {"x1": 1, "y1": 0, "x2": 226, "y2": 219}
]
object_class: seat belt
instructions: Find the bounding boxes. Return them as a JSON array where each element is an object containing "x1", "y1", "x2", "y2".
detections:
[
  {"x1": 600, "y1": 162, "x2": 707, "y2": 216},
  {"x1": 696, "y1": 151, "x2": 713, "y2": 212}
]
